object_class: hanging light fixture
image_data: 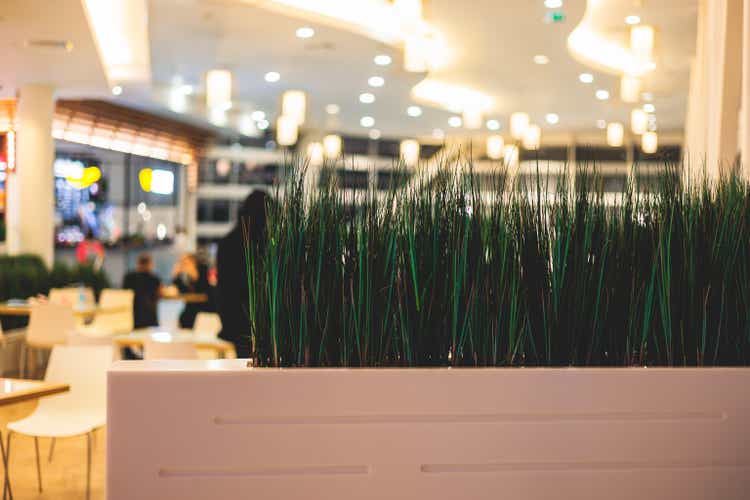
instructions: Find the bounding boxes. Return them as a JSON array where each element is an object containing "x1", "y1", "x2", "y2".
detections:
[
  {"x1": 206, "y1": 70, "x2": 232, "y2": 110},
  {"x1": 400, "y1": 139, "x2": 420, "y2": 166},
  {"x1": 620, "y1": 75, "x2": 641, "y2": 103},
  {"x1": 631, "y1": 109, "x2": 648, "y2": 135},
  {"x1": 463, "y1": 107, "x2": 483, "y2": 130},
  {"x1": 607, "y1": 122, "x2": 624, "y2": 147},
  {"x1": 510, "y1": 112, "x2": 530, "y2": 140},
  {"x1": 486, "y1": 135, "x2": 504, "y2": 160},
  {"x1": 323, "y1": 134, "x2": 342, "y2": 158},
  {"x1": 281, "y1": 90, "x2": 307, "y2": 126},
  {"x1": 522, "y1": 124, "x2": 541, "y2": 150},
  {"x1": 630, "y1": 25, "x2": 655, "y2": 65},
  {"x1": 307, "y1": 142, "x2": 324, "y2": 166},
  {"x1": 642, "y1": 131, "x2": 658, "y2": 154},
  {"x1": 503, "y1": 144, "x2": 519, "y2": 166},
  {"x1": 276, "y1": 115, "x2": 299, "y2": 146}
]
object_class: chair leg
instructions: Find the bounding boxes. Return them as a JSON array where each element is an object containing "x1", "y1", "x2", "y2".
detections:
[
  {"x1": 33, "y1": 437, "x2": 42, "y2": 493},
  {"x1": 48, "y1": 438, "x2": 55, "y2": 463},
  {"x1": 18, "y1": 344, "x2": 26, "y2": 379},
  {"x1": 3, "y1": 432, "x2": 13, "y2": 500},
  {"x1": 86, "y1": 432, "x2": 92, "y2": 500}
]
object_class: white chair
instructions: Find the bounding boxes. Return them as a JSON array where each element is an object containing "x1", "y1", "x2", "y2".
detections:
[
  {"x1": 21, "y1": 302, "x2": 77, "y2": 378},
  {"x1": 67, "y1": 331, "x2": 122, "y2": 361},
  {"x1": 193, "y1": 312, "x2": 222, "y2": 337},
  {"x1": 7, "y1": 345, "x2": 113, "y2": 500},
  {"x1": 79, "y1": 289, "x2": 134, "y2": 336},
  {"x1": 143, "y1": 339, "x2": 198, "y2": 360}
]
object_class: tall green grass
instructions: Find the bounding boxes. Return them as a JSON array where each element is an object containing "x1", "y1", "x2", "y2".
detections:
[{"x1": 241, "y1": 156, "x2": 750, "y2": 368}]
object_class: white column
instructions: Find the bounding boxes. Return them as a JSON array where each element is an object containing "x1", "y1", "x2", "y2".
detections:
[
  {"x1": 6, "y1": 84, "x2": 55, "y2": 267},
  {"x1": 742, "y1": 0, "x2": 750, "y2": 179}
]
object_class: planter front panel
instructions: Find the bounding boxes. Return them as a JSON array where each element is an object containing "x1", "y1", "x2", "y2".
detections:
[{"x1": 108, "y1": 361, "x2": 750, "y2": 499}]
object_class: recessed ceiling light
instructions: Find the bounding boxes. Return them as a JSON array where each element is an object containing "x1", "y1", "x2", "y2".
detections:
[
  {"x1": 643, "y1": 103, "x2": 656, "y2": 113},
  {"x1": 359, "y1": 92, "x2": 376, "y2": 104},
  {"x1": 544, "y1": 0, "x2": 563, "y2": 7},
  {"x1": 433, "y1": 128, "x2": 445, "y2": 139},
  {"x1": 486, "y1": 119, "x2": 500, "y2": 131},
  {"x1": 374, "y1": 54, "x2": 392, "y2": 66},
  {"x1": 625, "y1": 15, "x2": 641, "y2": 25},
  {"x1": 111, "y1": 85, "x2": 123, "y2": 96},
  {"x1": 545, "y1": 113, "x2": 559, "y2": 125},
  {"x1": 296, "y1": 27, "x2": 315, "y2": 38},
  {"x1": 596, "y1": 119, "x2": 607, "y2": 129},
  {"x1": 368, "y1": 76, "x2": 385, "y2": 87},
  {"x1": 533, "y1": 54, "x2": 550, "y2": 65},
  {"x1": 595, "y1": 89, "x2": 610, "y2": 100},
  {"x1": 264, "y1": 71, "x2": 280, "y2": 83},
  {"x1": 448, "y1": 116, "x2": 462, "y2": 128},
  {"x1": 369, "y1": 129, "x2": 381, "y2": 140},
  {"x1": 360, "y1": 116, "x2": 375, "y2": 127},
  {"x1": 407, "y1": 105, "x2": 422, "y2": 117},
  {"x1": 250, "y1": 110, "x2": 266, "y2": 121},
  {"x1": 257, "y1": 119, "x2": 270, "y2": 130},
  {"x1": 325, "y1": 104, "x2": 340, "y2": 115},
  {"x1": 579, "y1": 73, "x2": 594, "y2": 84}
]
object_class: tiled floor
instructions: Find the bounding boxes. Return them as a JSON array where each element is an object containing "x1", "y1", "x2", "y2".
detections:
[{"x1": 0, "y1": 400, "x2": 106, "y2": 499}]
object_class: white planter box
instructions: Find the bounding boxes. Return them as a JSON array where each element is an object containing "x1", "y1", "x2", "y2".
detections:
[{"x1": 108, "y1": 361, "x2": 750, "y2": 500}]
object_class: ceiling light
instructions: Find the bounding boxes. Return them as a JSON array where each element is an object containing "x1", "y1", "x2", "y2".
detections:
[
  {"x1": 168, "y1": 87, "x2": 188, "y2": 113},
  {"x1": 486, "y1": 135, "x2": 504, "y2": 160},
  {"x1": 579, "y1": 73, "x2": 594, "y2": 84},
  {"x1": 282, "y1": 90, "x2": 307, "y2": 125},
  {"x1": 510, "y1": 112, "x2": 530, "y2": 140},
  {"x1": 631, "y1": 108, "x2": 648, "y2": 135},
  {"x1": 620, "y1": 75, "x2": 641, "y2": 103},
  {"x1": 545, "y1": 113, "x2": 559, "y2": 125},
  {"x1": 568, "y1": 23, "x2": 656, "y2": 77},
  {"x1": 307, "y1": 142, "x2": 324, "y2": 166},
  {"x1": 111, "y1": 85, "x2": 123, "y2": 96},
  {"x1": 433, "y1": 128, "x2": 445, "y2": 139},
  {"x1": 643, "y1": 103, "x2": 655, "y2": 113},
  {"x1": 625, "y1": 15, "x2": 641, "y2": 25},
  {"x1": 209, "y1": 107, "x2": 227, "y2": 127},
  {"x1": 369, "y1": 129, "x2": 382, "y2": 140},
  {"x1": 239, "y1": 115, "x2": 259, "y2": 137},
  {"x1": 407, "y1": 105, "x2": 422, "y2": 117},
  {"x1": 296, "y1": 27, "x2": 315, "y2": 38},
  {"x1": 360, "y1": 116, "x2": 375, "y2": 127},
  {"x1": 323, "y1": 134, "x2": 342, "y2": 158},
  {"x1": 264, "y1": 71, "x2": 281, "y2": 83},
  {"x1": 606, "y1": 122, "x2": 624, "y2": 147},
  {"x1": 448, "y1": 116, "x2": 462, "y2": 128},
  {"x1": 368, "y1": 76, "x2": 385, "y2": 87},
  {"x1": 374, "y1": 54, "x2": 392, "y2": 66},
  {"x1": 595, "y1": 89, "x2": 610, "y2": 100},
  {"x1": 325, "y1": 104, "x2": 340, "y2": 115},
  {"x1": 400, "y1": 139, "x2": 420, "y2": 166},
  {"x1": 544, "y1": 0, "x2": 563, "y2": 7},
  {"x1": 596, "y1": 119, "x2": 607, "y2": 129},
  {"x1": 463, "y1": 108, "x2": 483, "y2": 129},
  {"x1": 251, "y1": 110, "x2": 266, "y2": 121},
  {"x1": 257, "y1": 119, "x2": 270, "y2": 130},
  {"x1": 411, "y1": 79, "x2": 493, "y2": 115},
  {"x1": 522, "y1": 124, "x2": 541, "y2": 150},
  {"x1": 533, "y1": 54, "x2": 550, "y2": 65},
  {"x1": 276, "y1": 115, "x2": 299, "y2": 146},
  {"x1": 642, "y1": 131, "x2": 658, "y2": 154},
  {"x1": 360, "y1": 92, "x2": 376, "y2": 104},
  {"x1": 403, "y1": 30, "x2": 449, "y2": 73},
  {"x1": 486, "y1": 119, "x2": 500, "y2": 131},
  {"x1": 631, "y1": 25, "x2": 655, "y2": 65},
  {"x1": 206, "y1": 69, "x2": 232, "y2": 109}
]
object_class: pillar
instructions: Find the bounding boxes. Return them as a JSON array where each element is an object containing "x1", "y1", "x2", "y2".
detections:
[{"x1": 6, "y1": 84, "x2": 55, "y2": 267}]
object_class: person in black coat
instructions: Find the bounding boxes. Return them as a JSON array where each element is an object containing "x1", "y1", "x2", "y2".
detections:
[
  {"x1": 216, "y1": 190, "x2": 268, "y2": 359},
  {"x1": 122, "y1": 253, "x2": 161, "y2": 329}
]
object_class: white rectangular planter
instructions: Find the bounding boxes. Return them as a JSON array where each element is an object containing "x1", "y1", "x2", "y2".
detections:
[{"x1": 108, "y1": 361, "x2": 750, "y2": 500}]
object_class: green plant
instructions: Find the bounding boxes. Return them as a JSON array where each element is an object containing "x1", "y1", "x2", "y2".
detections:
[
  {"x1": 0, "y1": 256, "x2": 110, "y2": 302},
  {"x1": 241, "y1": 156, "x2": 750, "y2": 368}
]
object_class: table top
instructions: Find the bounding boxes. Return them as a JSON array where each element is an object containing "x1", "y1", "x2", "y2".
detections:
[
  {"x1": 0, "y1": 378, "x2": 70, "y2": 406},
  {"x1": 0, "y1": 302, "x2": 129, "y2": 317},
  {"x1": 113, "y1": 328, "x2": 232, "y2": 351},
  {"x1": 159, "y1": 292, "x2": 210, "y2": 303}
]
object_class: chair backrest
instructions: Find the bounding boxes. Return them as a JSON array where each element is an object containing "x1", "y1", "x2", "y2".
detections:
[
  {"x1": 26, "y1": 302, "x2": 77, "y2": 347},
  {"x1": 193, "y1": 312, "x2": 222, "y2": 337},
  {"x1": 39, "y1": 345, "x2": 113, "y2": 417},
  {"x1": 89, "y1": 289, "x2": 134, "y2": 335},
  {"x1": 67, "y1": 331, "x2": 121, "y2": 360},
  {"x1": 143, "y1": 339, "x2": 198, "y2": 360},
  {"x1": 49, "y1": 287, "x2": 95, "y2": 307}
]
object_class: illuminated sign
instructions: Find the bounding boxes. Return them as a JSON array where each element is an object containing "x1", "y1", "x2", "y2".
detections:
[
  {"x1": 53, "y1": 158, "x2": 101, "y2": 189},
  {"x1": 139, "y1": 168, "x2": 174, "y2": 195}
]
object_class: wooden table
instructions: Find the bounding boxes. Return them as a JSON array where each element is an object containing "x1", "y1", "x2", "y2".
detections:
[
  {"x1": 0, "y1": 302, "x2": 129, "y2": 318},
  {"x1": 0, "y1": 379, "x2": 69, "y2": 499},
  {"x1": 159, "y1": 292, "x2": 210, "y2": 304},
  {"x1": 113, "y1": 328, "x2": 234, "y2": 358}
]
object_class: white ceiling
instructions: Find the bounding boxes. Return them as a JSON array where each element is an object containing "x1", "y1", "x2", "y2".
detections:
[{"x1": 1, "y1": 0, "x2": 698, "y2": 142}]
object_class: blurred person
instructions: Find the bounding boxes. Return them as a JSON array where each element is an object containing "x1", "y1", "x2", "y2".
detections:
[
  {"x1": 173, "y1": 225, "x2": 195, "y2": 255},
  {"x1": 216, "y1": 190, "x2": 269, "y2": 359},
  {"x1": 123, "y1": 253, "x2": 162, "y2": 329},
  {"x1": 172, "y1": 253, "x2": 211, "y2": 328},
  {"x1": 76, "y1": 229, "x2": 105, "y2": 268}
]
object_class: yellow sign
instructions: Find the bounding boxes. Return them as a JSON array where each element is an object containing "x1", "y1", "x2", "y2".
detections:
[{"x1": 66, "y1": 166, "x2": 101, "y2": 189}]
